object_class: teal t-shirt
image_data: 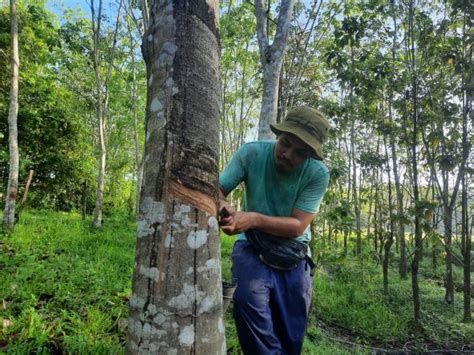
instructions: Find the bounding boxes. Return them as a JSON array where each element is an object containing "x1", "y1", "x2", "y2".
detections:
[{"x1": 219, "y1": 140, "x2": 329, "y2": 242}]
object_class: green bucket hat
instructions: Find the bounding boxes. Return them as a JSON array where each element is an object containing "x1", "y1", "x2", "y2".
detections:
[{"x1": 270, "y1": 106, "x2": 330, "y2": 160}]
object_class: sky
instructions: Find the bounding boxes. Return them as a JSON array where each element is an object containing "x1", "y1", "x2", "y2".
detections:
[
  {"x1": 46, "y1": 0, "x2": 90, "y2": 16},
  {"x1": 46, "y1": 0, "x2": 126, "y2": 21}
]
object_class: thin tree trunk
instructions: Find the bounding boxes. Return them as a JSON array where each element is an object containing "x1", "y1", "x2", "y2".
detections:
[
  {"x1": 388, "y1": 1, "x2": 407, "y2": 278},
  {"x1": 255, "y1": 0, "x2": 296, "y2": 139},
  {"x1": 408, "y1": 0, "x2": 422, "y2": 329},
  {"x1": 3, "y1": 0, "x2": 20, "y2": 229},
  {"x1": 366, "y1": 180, "x2": 374, "y2": 242},
  {"x1": 461, "y1": 4, "x2": 471, "y2": 321},
  {"x1": 91, "y1": 0, "x2": 105, "y2": 227},
  {"x1": 383, "y1": 135, "x2": 394, "y2": 296},
  {"x1": 128, "y1": 19, "x2": 143, "y2": 217},
  {"x1": 92, "y1": 0, "x2": 124, "y2": 228},
  {"x1": 350, "y1": 119, "x2": 361, "y2": 255},
  {"x1": 20, "y1": 169, "x2": 33, "y2": 207},
  {"x1": 443, "y1": 206, "x2": 454, "y2": 304},
  {"x1": 82, "y1": 180, "x2": 88, "y2": 220},
  {"x1": 127, "y1": 1, "x2": 225, "y2": 352},
  {"x1": 431, "y1": 183, "x2": 437, "y2": 270}
]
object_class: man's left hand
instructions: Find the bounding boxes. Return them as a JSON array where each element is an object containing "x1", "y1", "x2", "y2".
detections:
[{"x1": 220, "y1": 211, "x2": 258, "y2": 235}]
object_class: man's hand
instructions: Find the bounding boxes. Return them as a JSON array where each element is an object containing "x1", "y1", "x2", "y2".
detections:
[
  {"x1": 220, "y1": 210, "x2": 258, "y2": 235},
  {"x1": 218, "y1": 185, "x2": 316, "y2": 238}
]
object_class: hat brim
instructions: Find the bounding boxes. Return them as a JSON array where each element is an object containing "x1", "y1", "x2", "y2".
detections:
[{"x1": 271, "y1": 122, "x2": 324, "y2": 160}]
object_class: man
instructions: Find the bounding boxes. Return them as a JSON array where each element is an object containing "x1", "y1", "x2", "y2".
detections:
[{"x1": 219, "y1": 106, "x2": 330, "y2": 355}]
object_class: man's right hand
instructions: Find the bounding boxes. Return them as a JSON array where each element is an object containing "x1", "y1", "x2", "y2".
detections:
[{"x1": 219, "y1": 204, "x2": 235, "y2": 226}]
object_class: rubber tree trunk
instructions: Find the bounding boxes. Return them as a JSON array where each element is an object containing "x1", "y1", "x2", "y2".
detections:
[
  {"x1": 3, "y1": 0, "x2": 19, "y2": 229},
  {"x1": 408, "y1": 0, "x2": 422, "y2": 329},
  {"x1": 126, "y1": 1, "x2": 225, "y2": 353},
  {"x1": 391, "y1": 137, "x2": 407, "y2": 278},
  {"x1": 91, "y1": 0, "x2": 123, "y2": 228},
  {"x1": 255, "y1": 0, "x2": 296, "y2": 140},
  {"x1": 350, "y1": 119, "x2": 361, "y2": 255},
  {"x1": 91, "y1": 0, "x2": 105, "y2": 228},
  {"x1": 388, "y1": 1, "x2": 407, "y2": 279},
  {"x1": 383, "y1": 135, "x2": 394, "y2": 296},
  {"x1": 128, "y1": 21, "x2": 143, "y2": 218},
  {"x1": 461, "y1": 4, "x2": 471, "y2": 322},
  {"x1": 93, "y1": 109, "x2": 106, "y2": 227},
  {"x1": 443, "y1": 206, "x2": 454, "y2": 304}
]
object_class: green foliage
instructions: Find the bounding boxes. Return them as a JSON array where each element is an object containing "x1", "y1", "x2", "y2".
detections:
[
  {"x1": 312, "y1": 236, "x2": 473, "y2": 348},
  {"x1": 0, "y1": 2, "x2": 146, "y2": 214},
  {"x1": 0, "y1": 3, "x2": 96, "y2": 211}
]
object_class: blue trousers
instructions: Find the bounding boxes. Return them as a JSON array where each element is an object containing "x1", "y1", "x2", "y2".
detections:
[{"x1": 231, "y1": 240, "x2": 313, "y2": 355}]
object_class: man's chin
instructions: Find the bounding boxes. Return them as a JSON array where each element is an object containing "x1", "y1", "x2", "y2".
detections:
[{"x1": 275, "y1": 162, "x2": 292, "y2": 172}]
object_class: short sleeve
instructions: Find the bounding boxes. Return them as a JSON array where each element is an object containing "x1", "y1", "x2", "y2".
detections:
[
  {"x1": 294, "y1": 167, "x2": 329, "y2": 213},
  {"x1": 219, "y1": 145, "x2": 247, "y2": 194}
]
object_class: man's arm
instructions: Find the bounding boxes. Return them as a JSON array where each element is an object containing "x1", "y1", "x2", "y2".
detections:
[{"x1": 220, "y1": 208, "x2": 315, "y2": 239}]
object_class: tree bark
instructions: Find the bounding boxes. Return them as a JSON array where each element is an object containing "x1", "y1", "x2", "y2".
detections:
[
  {"x1": 82, "y1": 180, "x2": 88, "y2": 220},
  {"x1": 126, "y1": 1, "x2": 225, "y2": 353},
  {"x1": 128, "y1": 18, "x2": 144, "y2": 218},
  {"x1": 3, "y1": 0, "x2": 20, "y2": 229},
  {"x1": 388, "y1": 1, "x2": 407, "y2": 279},
  {"x1": 91, "y1": 0, "x2": 124, "y2": 228},
  {"x1": 255, "y1": 0, "x2": 296, "y2": 140},
  {"x1": 383, "y1": 135, "x2": 394, "y2": 296},
  {"x1": 350, "y1": 119, "x2": 361, "y2": 255},
  {"x1": 461, "y1": 4, "x2": 471, "y2": 320},
  {"x1": 408, "y1": 0, "x2": 422, "y2": 329}
]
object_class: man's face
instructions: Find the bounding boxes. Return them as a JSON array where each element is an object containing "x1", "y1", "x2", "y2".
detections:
[{"x1": 274, "y1": 132, "x2": 314, "y2": 172}]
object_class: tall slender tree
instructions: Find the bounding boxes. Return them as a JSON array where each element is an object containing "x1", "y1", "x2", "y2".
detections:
[
  {"x1": 407, "y1": 0, "x2": 422, "y2": 329},
  {"x1": 254, "y1": 0, "x2": 296, "y2": 139},
  {"x1": 3, "y1": 0, "x2": 19, "y2": 229},
  {"x1": 127, "y1": 1, "x2": 225, "y2": 353},
  {"x1": 460, "y1": 0, "x2": 471, "y2": 321},
  {"x1": 91, "y1": 0, "x2": 124, "y2": 227}
]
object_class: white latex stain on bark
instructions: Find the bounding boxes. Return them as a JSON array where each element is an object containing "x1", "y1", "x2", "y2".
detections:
[
  {"x1": 179, "y1": 325, "x2": 194, "y2": 346},
  {"x1": 187, "y1": 230, "x2": 208, "y2": 249}
]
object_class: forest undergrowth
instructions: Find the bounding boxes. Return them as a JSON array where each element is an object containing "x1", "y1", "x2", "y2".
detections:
[{"x1": 0, "y1": 211, "x2": 472, "y2": 354}]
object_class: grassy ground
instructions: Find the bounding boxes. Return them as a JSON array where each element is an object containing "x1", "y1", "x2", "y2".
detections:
[{"x1": 0, "y1": 211, "x2": 472, "y2": 353}]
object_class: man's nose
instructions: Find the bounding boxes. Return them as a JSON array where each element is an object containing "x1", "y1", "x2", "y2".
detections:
[{"x1": 282, "y1": 150, "x2": 293, "y2": 161}]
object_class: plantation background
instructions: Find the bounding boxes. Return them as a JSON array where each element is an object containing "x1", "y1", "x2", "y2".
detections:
[{"x1": 0, "y1": 212, "x2": 472, "y2": 353}]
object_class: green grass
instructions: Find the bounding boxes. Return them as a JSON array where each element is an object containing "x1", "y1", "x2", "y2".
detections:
[
  {"x1": 1, "y1": 211, "x2": 472, "y2": 353},
  {"x1": 0, "y1": 211, "x2": 134, "y2": 353}
]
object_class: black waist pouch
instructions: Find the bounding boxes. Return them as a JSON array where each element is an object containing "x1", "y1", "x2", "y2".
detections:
[{"x1": 245, "y1": 229, "x2": 314, "y2": 271}]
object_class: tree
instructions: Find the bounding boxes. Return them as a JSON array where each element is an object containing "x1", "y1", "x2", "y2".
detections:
[
  {"x1": 0, "y1": 4, "x2": 98, "y2": 212},
  {"x1": 255, "y1": 0, "x2": 296, "y2": 139},
  {"x1": 406, "y1": 0, "x2": 423, "y2": 328},
  {"x1": 3, "y1": 0, "x2": 19, "y2": 229},
  {"x1": 90, "y1": 0, "x2": 124, "y2": 227},
  {"x1": 126, "y1": 1, "x2": 225, "y2": 353}
]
